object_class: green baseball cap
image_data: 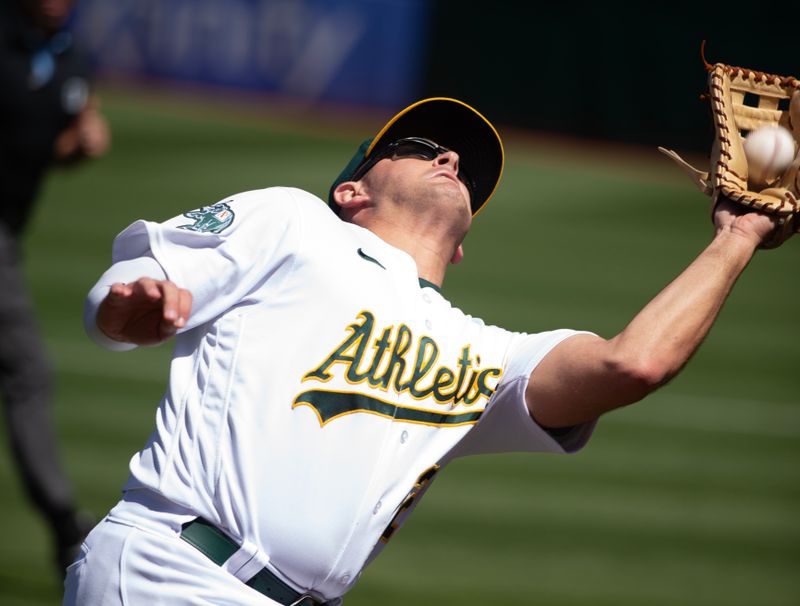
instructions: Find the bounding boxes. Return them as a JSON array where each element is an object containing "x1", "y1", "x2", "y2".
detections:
[{"x1": 328, "y1": 97, "x2": 504, "y2": 217}]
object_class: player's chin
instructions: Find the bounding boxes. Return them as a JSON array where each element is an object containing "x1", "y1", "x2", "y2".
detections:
[
  {"x1": 456, "y1": 190, "x2": 473, "y2": 223},
  {"x1": 439, "y1": 191, "x2": 471, "y2": 223},
  {"x1": 436, "y1": 180, "x2": 471, "y2": 210},
  {"x1": 447, "y1": 195, "x2": 473, "y2": 235},
  {"x1": 418, "y1": 182, "x2": 471, "y2": 223}
]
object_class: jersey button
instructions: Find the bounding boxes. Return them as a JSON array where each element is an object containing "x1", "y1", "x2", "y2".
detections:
[
  {"x1": 340, "y1": 574, "x2": 351, "y2": 585},
  {"x1": 422, "y1": 293, "x2": 432, "y2": 304},
  {"x1": 400, "y1": 430, "x2": 409, "y2": 443},
  {"x1": 425, "y1": 319, "x2": 433, "y2": 330},
  {"x1": 373, "y1": 501, "x2": 382, "y2": 514}
]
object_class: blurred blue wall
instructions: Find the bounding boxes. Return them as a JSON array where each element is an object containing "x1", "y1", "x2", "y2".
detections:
[{"x1": 72, "y1": 0, "x2": 431, "y2": 108}]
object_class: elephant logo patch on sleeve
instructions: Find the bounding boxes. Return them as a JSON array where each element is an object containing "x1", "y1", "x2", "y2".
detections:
[{"x1": 177, "y1": 202, "x2": 235, "y2": 234}]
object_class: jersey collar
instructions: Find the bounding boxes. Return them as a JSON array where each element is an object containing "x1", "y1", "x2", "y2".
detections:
[{"x1": 418, "y1": 278, "x2": 441, "y2": 293}]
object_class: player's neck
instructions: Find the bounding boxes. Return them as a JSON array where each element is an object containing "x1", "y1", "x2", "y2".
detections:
[{"x1": 363, "y1": 221, "x2": 456, "y2": 287}]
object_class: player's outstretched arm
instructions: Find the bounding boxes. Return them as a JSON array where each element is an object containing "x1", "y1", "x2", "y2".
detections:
[
  {"x1": 96, "y1": 278, "x2": 192, "y2": 347},
  {"x1": 525, "y1": 198, "x2": 777, "y2": 429}
]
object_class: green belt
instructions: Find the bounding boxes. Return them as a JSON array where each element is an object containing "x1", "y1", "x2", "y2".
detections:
[{"x1": 180, "y1": 518, "x2": 328, "y2": 606}]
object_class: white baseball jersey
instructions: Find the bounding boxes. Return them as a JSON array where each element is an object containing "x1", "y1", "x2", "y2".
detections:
[{"x1": 93, "y1": 187, "x2": 595, "y2": 600}]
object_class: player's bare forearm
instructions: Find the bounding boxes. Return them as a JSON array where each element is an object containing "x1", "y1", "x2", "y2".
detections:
[
  {"x1": 96, "y1": 278, "x2": 192, "y2": 346},
  {"x1": 527, "y1": 202, "x2": 772, "y2": 428},
  {"x1": 605, "y1": 229, "x2": 754, "y2": 383}
]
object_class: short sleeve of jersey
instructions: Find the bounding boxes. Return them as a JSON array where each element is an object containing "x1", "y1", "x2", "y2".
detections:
[
  {"x1": 450, "y1": 329, "x2": 597, "y2": 458},
  {"x1": 110, "y1": 187, "x2": 312, "y2": 330}
]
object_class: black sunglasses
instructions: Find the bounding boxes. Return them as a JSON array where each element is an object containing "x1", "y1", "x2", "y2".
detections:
[{"x1": 352, "y1": 137, "x2": 476, "y2": 200}]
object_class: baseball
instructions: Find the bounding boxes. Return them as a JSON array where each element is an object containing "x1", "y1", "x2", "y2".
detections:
[{"x1": 743, "y1": 125, "x2": 797, "y2": 186}]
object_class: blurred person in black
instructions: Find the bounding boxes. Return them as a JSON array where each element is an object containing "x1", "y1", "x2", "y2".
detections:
[{"x1": 0, "y1": 0, "x2": 110, "y2": 574}]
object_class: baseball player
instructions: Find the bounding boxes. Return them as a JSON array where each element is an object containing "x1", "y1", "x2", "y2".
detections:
[{"x1": 65, "y1": 98, "x2": 777, "y2": 605}]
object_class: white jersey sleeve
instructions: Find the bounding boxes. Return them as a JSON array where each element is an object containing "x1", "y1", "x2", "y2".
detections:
[
  {"x1": 110, "y1": 187, "x2": 308, "y2": 331},
  {"x1": 449, "y1": 329, "x2": 596, "y2": 458}
]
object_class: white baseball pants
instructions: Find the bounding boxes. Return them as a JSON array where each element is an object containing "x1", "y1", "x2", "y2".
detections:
[{"x1": 63, "y1": 510, "x2": 280, "y2": 605}]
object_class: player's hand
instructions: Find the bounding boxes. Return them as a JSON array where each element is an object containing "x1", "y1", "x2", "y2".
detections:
[
  {"x1": 96, "y1": 278, "x2": 193, "y2": 346},
  {"x1": 713, "y1": 196, "x2": 778, "y2": 249}
]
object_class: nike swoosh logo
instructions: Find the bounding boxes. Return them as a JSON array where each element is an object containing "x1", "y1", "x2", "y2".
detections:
[{"x1": 357, "y1": 248, "x2": 386, "y2": 270}]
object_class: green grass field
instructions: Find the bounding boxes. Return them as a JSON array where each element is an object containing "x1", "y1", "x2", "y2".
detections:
[{"x1": 1, "y1": 88, "x2": 797, "y2": 605}]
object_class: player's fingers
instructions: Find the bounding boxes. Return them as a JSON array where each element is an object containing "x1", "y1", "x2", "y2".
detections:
[
  {"x1": 157, "y1": 281, "x2": 181, "y2": 324},
  {"x1": 107, "y1": 282, "x2": 133, "y2": 299},
  {"x1": 125, "y1": 277, "x2": 163, "y2": 303},
  {"x1": 175, "y1": 289, "x2": 193, "y2": 328},
  {"x1": 141, "y1": 277, "x2": 165, "y2": 301}
]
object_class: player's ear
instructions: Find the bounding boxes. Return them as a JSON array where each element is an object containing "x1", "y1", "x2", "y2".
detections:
[
  {"x1": 332, "y1": 181, "x2": 370, "y2": 212},
  {"x1": 450, "y1": 244, "x2": 464, "y2": 265}
]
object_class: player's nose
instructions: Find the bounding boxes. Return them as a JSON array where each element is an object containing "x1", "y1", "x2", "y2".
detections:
[{"x1": 435, "y1": 150, "x2": 460, "y2": 174}]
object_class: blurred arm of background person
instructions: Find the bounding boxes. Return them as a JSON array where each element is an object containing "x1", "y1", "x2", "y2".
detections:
[
  {"x1": 0, "y1": 0, "x2": 110, "y2": 576},
  {"x1": 53, "y1": 94, "x2": 110, "y2": 161},
  {"x1": 28, "y1": 0, "x2": 111, "y2": 163}
]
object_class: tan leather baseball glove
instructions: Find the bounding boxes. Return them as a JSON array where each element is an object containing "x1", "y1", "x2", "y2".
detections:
[{"x1": 659, "y1": 60, "x2": 800, "y2": 248}]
